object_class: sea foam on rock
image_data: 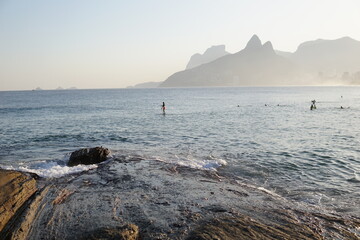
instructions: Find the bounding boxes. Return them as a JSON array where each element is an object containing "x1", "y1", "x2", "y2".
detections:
[
  {"x1": 67, "y1": 147, "x2": 111, "y2": 167},
  {"x1": 2, "y1": 157, "x2": 359, "y2": 239}
]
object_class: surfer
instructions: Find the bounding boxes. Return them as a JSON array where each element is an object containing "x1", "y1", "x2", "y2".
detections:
[{"x1": 161, "y1": 102, "x2": 166, "y2": 114}]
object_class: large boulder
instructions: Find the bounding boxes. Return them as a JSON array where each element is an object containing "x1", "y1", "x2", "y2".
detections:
[
  {"x1": 0, "y1": 169, "x2": 37, "y2": 233},
  {"x1": 67, "y1": 147, "x2": 111, "y2": 167}
]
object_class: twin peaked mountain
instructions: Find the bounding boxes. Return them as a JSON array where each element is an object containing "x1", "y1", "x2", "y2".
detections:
[{"x1": 159, "y1": 35, "x2": 360, "y2": 87}]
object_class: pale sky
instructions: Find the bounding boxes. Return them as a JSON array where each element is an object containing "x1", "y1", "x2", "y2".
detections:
[{"x1": 1, "y1": 0, "x2": 360, "y2": 91}]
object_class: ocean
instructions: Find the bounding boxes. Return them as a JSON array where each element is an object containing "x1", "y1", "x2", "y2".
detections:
[{"x1": 0, "y1": 86, "x2": 359, "y2": 216}]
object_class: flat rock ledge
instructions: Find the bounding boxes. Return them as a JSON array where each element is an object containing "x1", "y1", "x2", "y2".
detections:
[
  {"x1": 0, "y1": 169, "x2": 38, "y2": 236},
  {"x1": 82, "y1": 224, "x2": 139, "y2": 240},
  {"x1": 1, "y1": 155, "x2": 360, "y2": 240},
  {"x1": 187, "y1": 215, "x2": 321, "y2": 240}
]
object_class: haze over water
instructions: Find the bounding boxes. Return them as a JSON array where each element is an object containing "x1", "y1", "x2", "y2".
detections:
[
  {"x1": 1, "y1": 86, "x2": 359, "y2": 215},
  {"x1": 2, "y1": 1, "x2": 360, "y2": 90}
]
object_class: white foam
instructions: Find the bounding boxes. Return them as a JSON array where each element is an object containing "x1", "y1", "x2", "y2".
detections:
[
  {"x1": 233, "y1": 180, "x2": 283, "y2": 198},
  {"x1": 1, "y1": 161, "x2": 98, "y2": 178},
  {"x1": 153, "y1": 153, "x2": 227, "y2": 171},
  {"x1": 257, "y1": 187, "x2": 282, "y2": 198}
]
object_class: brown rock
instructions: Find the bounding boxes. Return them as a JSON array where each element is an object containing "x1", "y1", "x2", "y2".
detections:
[
  {"x1": 0, "y1": 169, "x2": 37, "y2": 233},
  {"x1": 186, "y1": 216, "x2": 322, "y2": 240},
  {"x1": 52, "y1": 188, "x2": 75, "y2": 205},
  {"x1": 67, "y1": 147, "x2": 111, "y2": 166},
  {"x1": 9, "y1": 186, "x2": 50, "y2": 240},
  {"x1": 82, "y1": 224, "x2": 139, "y2": 240}
]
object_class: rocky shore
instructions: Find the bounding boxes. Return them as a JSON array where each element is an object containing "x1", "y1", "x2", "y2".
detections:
[
  {"x1": 1, "y1": 148, "x2": 359, "y2": 239},
  {"x1": 0, "y1": 170, "x2": 37, "y2": 234}
]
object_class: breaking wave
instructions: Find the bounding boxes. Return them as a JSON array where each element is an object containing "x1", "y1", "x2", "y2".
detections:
[{"x1": 1, "y1": 158, "x2": 98, "y2": 178}]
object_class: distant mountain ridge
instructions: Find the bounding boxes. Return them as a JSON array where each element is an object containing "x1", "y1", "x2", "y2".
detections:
[
  {"x1": 160, "y1": 35, "x2": 299, "y2": 87},
  {"x1": 292, "y1": 36, "x2": 360, "y2": 73},
  {"x1": 128, "y1": 81, "x2": 162, "y2": 88},
  {"x1": 186, "y1": 45, "x2": 229, "y2": 70},
  {"x1": 159, "y1": 35, "x2": 360, "y2": 87}
]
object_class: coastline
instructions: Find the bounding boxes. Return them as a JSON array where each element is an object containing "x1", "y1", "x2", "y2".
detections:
[{"x1": 1, "y1": 155, "x2": 359, "y2": 239}]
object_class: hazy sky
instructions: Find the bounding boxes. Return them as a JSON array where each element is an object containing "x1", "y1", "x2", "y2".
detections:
[{"x1": 1, "y1": 0, "x2": 360, "y2": 91}]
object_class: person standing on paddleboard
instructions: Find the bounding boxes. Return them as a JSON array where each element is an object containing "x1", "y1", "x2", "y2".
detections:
[{"x1": 162, "y1": 102, "x2": 166, "y2": 114}]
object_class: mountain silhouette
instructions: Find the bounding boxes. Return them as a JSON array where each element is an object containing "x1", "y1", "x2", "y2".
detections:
[
  {"x1": 128, "y1": 81, "x2": 162, "y2": 88},
  {"x1": 160, "y1": 35, "x2": 360, "y2": 87},
  {"x1": 186, "y1": 45, "x2": 229, "y2": 70},
  {"x1": 160, "y1": 35, "x2": 298, "y2": 87},
  {"x1": 292, "y1": 37, "x2": 360, "y2": 74}
]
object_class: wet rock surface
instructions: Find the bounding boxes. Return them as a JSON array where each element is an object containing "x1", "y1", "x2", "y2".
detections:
[
  {"x1": 0, "y1": 169, "x2": 37, "y2": 234},
  {"x1": 2, "y1": 156, "x2": 360, "y2": 239},
  {"x1": 82, "y1": 224, "x2": 139, "y2": 240},
  {"x1": 67, "y1": 147, "x2": 111, "y2": 166},
  {"x1": 186, "y1": 215, "x2": 320, "y2": 240}
]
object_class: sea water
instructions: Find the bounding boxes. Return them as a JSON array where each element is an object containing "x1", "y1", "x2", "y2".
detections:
[{"x1": 0, "y1": 86, "x2": 359, "y2": 215}]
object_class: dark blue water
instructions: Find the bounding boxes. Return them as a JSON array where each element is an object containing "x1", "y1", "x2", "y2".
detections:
[{"x1": 0, "y1": 87, "x2": 359, "y2": 215}]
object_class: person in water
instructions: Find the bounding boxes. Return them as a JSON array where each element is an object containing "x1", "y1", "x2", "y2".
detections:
[
  {"x1": 310, "y1": 99, "x2": 316, "y2": 110},
  {"x1": 161, "y1": 102, "x2": 166, "y2": 113},
  {"x1": 311, "y1": 100, "x2": 316, "y2": 107}
]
